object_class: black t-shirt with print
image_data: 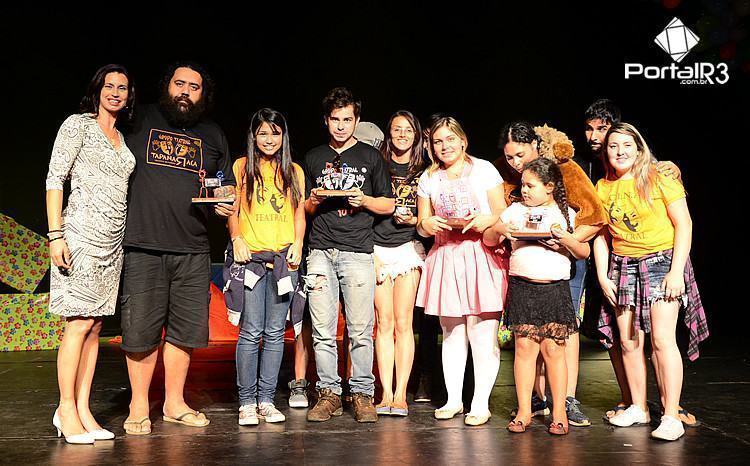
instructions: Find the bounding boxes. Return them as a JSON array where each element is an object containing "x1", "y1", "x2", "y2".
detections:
[
  {"x1": 304, "y1": 141, "x2": 391, "y2": 253},
  {"x1": 373, "y1": 161, "x2": 420, "y2": 247},
  {"x1": 574, "y1": 152, "x2": 606, "y2": 183},
  {"x1": 123, "y1": 104, "x2": 235, "y2": 254}
]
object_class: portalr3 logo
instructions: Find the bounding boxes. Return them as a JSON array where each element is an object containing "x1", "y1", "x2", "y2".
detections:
[
  {"x1": 625, "y1": 17, "x2": 729, "y2": 85},
  {"x1": 654, "y1": 17, "x2": 699, "y2": 63}
]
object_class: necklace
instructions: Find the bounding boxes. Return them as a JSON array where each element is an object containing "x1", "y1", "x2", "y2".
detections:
[{"x1": 444, "y1": 159, "x2": 466, "y2": 179}]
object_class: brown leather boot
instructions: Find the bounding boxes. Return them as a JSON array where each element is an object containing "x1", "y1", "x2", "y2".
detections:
[
  {"x1": 352, "y1": 393, "x2": 378, "y2": 423},
  {"x1": 307, "y1": 388, "x2": 343, "y2": 422}
]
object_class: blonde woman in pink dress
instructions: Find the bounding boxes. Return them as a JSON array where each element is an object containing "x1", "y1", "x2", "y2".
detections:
[{"x1": 415, "y1": 117, "x2": 508, "y2": 426}]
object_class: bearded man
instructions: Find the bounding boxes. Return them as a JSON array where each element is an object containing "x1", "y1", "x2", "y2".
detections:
[{"x1": 120, "y1": 62, "x2": 235, "y2": 435}]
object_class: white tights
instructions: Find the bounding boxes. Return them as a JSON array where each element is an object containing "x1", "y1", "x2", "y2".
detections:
[{"x1": 440, "y1": 314, "x2": 501, "y2": 415}]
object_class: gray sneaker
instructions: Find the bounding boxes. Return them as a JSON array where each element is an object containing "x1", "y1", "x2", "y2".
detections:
[
  {"x1": 511, "y1": 393, "x2": 550, "y2": 418},
  {"x1": 258, "y1": 402, "x2": 286, "y2": 423},
  {"x1": 566, "y1": 396, "x2": 591, "y2": 427},
  {"x1": 289, "y1": 379, "x2": 309, "y2": 408}
]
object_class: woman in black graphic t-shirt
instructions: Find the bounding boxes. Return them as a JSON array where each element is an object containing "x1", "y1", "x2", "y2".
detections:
[{"x1": 372, "y1": 111, "x2": 428, "y2": 417}]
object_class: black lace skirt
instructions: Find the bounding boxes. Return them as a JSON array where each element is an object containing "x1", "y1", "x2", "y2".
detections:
[{"x1": 505, "y1": 276, "x2": 578, "y2": 343}]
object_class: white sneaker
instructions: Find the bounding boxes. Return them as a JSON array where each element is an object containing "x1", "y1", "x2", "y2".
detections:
[
  {"x1": 238, "y1": 404, "x2": 259, "y2": 426},
  {"x1": 258, "y1": 403, "x2": 286, "y2": 423},
  {"x1": 609, "y1": 404, "x2": 650, "y2": 427},
  {"x1": 651, "y1": 415, "x2": 685, "y2": 441}
]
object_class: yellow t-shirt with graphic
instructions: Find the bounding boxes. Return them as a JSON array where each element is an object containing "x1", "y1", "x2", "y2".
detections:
[
  {"x1": 596, "y1": 173, "x2": 686, "y2": 258},
  {"x1": 233, "y1": 157, "x2": 304, "y2": 252}
]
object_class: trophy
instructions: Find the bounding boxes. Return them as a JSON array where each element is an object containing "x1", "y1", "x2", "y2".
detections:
[
  {"x1": 445, "y1": 216, "x2": 471, "y2": 229},
  {"x1": 395, "y1": 206, "x2": 410, "y2": 216},
  {"x1": 513, "y1": 209, "x2": 553, "y2": 240},
  {"x1": 442, "y1": 204, "x2": 476, "y2": 229},
  {"x1": 191, "y1": 169, "x2": 235, "y2": 204},
  {"x1": 316, "y1": 189, "x2": 358, "y2": 197},
  {"x1": 316, "y1": 156, "x2": 358, "y2": 198}
]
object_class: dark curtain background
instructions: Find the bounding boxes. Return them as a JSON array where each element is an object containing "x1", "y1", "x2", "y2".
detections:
[{"x1": 1, "y1": 1, "x2": 747, "y2": 339}]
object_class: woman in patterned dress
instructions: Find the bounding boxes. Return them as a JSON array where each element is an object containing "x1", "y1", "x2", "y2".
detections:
[{"x1": 45, "y1": 64, "x2": 136, "y2": 444}]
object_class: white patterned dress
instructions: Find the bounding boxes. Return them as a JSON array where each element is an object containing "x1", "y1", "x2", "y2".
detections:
[{"x1": 45, "y1": 114, "x2": 135, "y2": 317}]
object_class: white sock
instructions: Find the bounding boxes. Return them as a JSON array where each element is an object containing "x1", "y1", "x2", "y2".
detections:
[
  {"x1": 466, "y1": 315, "x2": 501, "y2": 415},
  {"x1": 440, "y1": 317, "x2": 468, "y2": 409}
]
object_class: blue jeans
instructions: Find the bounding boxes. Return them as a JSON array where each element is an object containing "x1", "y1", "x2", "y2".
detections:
[
  {"x1": 236, "y1": 269, "x2": 298, "y2": 405},
  {"x1": 569, "y1": 258, "x2": 587, "y2": 325},
  {"x1": 306, "y1": 248, "x2": 376, "y2": 396}
]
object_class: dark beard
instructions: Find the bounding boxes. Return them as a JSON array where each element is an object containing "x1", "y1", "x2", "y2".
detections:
[{"x1": 158, "y1": 93, "x2": 206, "y2": 128}]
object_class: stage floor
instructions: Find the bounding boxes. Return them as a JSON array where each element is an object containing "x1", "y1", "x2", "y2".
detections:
[{"x1": 0, "y1": 339, "x2": 747, "y2": 465}]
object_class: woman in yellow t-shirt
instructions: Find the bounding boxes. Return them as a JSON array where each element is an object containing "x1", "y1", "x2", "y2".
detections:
[
  {"x1": 227, "y1": 108, "x2": 305, "y2": 426},
  {"x1": 593, "y1": 123, "x2": 707, "y2": 441}
]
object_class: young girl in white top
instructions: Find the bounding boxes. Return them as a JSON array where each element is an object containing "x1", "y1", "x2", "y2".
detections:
[{"x1": 485, "y1": 157, "x2": 589, "y2": 435}]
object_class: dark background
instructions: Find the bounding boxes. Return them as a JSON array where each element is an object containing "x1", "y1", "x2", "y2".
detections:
[{"x1": 1, "y1": 1, "x2": 747, "y2": 339}]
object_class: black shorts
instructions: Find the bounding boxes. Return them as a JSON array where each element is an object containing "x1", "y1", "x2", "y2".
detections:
[{"x1": 120, "y1": 248, "x2": 211, "y2": 352}]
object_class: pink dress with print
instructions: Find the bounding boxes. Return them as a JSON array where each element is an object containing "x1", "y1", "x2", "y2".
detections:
[{"x1": 416, "y1": 165, "x2": 508, "y2": 317}]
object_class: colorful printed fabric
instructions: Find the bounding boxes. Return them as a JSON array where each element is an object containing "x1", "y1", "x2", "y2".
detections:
[
  {"x1": 0, "y1": 213, "x2": 49, "y2": 292},
  {"x1": 1, "y1": 294, "x2": 63, "y2": 352},
  {"x1": 498, "y1": 319, "x2": 514, "y2": 348}
]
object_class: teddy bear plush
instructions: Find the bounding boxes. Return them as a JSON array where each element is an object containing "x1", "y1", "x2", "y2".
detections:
[{"x1": 497, "y1": 124, "x2": 606, "y2": 229}]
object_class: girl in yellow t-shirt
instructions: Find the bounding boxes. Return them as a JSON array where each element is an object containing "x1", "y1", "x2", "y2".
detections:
[
  {"x1": 227, "y1": 108, "x2": 305, "y2": 426},
  {"x1": 593, "y1": 123, "x2": 707, "y2": 442}
]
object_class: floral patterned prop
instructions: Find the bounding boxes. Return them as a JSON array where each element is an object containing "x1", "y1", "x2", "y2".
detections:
[
  {"x1": 0, "y1": 213, "x2": 49, "y2": 292},
  {"x1": 1, "y1": 293, "x2": 63, "y2": 352},
  {"x1": 498, "y1": 318, "x2": 514, "y2": 349}
]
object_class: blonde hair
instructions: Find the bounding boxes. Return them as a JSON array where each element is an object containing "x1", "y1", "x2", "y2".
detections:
[
  {"x1": 427, "y1": 117, "x2": 471, "y2": 174},
  {"x1": 604, "y1": 122, "x2": 658, "y2": 204}
]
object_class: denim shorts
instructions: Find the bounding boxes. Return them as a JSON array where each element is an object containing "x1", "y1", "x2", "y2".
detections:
[
  {"x1": 608, "y1": 250, "x2": 682, "y2": 308},
  {"x1": 373, "y1": 240, "x2": 426, "y2": 284}
]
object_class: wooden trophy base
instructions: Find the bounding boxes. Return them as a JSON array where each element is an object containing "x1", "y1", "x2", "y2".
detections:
[
  {"x1": 316, "y1": 189, "x2": 357, "y2": 197},
  {"x1": 445, "y1": 218, "x2": 470, "y2": 229},
  {"x1": 191, "y1": 197, "x2": 235, "y2": 205},
  {"x1": 514, "y1": 230, "x2": 553, "y2": 240}
]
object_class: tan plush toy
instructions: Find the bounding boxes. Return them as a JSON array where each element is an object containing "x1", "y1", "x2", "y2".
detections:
[
  {"x1": 499, "y1": 124, "x2": 606, "y2": 229},
  {"x1": 534, "y1": 124, "x2": 575, "y2": 163}
]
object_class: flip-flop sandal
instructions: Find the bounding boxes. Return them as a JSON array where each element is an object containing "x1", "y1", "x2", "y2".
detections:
[
  {"x1": 507, "y1": 419, "x2": 531, "y2": 433},
  {"x1": 678, "y1": 409, "x2": 701, "y2": 428},
  {"x1": 603, "y1": 405, "x2": 627, "y2": 420},
  {"x1": 123, "y1": 417, "x2": 151, "y2": 435},
  {"x1": 163, "y1": 411, "x2": 210, "y2": 427},
  {"x1": 650, "y1": 404, "x2": 702, "y2": 428},
  {"x1": 549, "y1": 422, "x2": 569, "y2": 435}
]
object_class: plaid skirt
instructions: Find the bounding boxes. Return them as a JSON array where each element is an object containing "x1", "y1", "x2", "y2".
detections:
[{"x1": 597, "y1": 249, "x2": 708, "y2": 361}]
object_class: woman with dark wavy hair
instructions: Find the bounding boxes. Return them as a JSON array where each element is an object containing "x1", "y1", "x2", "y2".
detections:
[
  {"x1": 226, "y1": 108, "x2": 305, "y2": 426},
  {"x1": 494, "y1": 120, "x2": 606, "y2": 428},
  {"x1": 372, "y1": 110, "x2": 428, "y2": 416},
  {"x1": 45, "y1": 64, "x2": 136, "y2": 443}
]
